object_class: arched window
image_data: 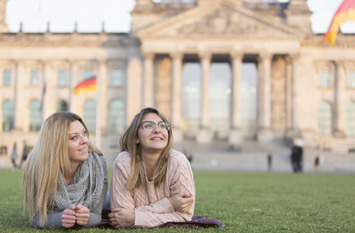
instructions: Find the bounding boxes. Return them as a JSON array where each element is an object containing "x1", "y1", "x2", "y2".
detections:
[
  {"x1": 346, "y1": 102, "x2": 355, "y2": 136},
  {"x1": 84, "y1": 100, "x2": 96, "y2": 133},
  {"x1": 2, "y1": 100, "x2": 14, "y2": 131},
  {"x1": 108, "y1": 99, "x2": 125, "y2": 134},
  {"x1": 318, "y1": 101, "x2": 332, "y2": 135},
  {"x1": 56, "y1": 100, "x2": 68, "y2": 112},
  {"x1": 29, "y1": 100, "x2": 41, "y2": 131}
]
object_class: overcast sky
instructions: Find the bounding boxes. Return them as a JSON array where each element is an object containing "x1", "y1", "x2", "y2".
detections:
[{"x1": 5, "y1": 0, "x2": 355, "y2": 33}]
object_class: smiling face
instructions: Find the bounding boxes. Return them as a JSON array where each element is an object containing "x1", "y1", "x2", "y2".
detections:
[
  {"x1": 68, "y1": 120, "x2": 89, "y2": 166},
  {"x1": 137, "y1": 113, "x2": 169, "y2": 154}
]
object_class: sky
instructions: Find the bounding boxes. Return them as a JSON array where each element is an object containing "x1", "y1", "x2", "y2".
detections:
[{"x1": 5, "y1": 0, "x2": 355, "y2": 33}]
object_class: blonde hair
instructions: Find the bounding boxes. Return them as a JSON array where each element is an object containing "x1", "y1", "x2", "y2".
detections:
[
  {"x1": 120, "y1": 107, "x2": 173, "y2": 190},
  {"x1": 22, "y1": 112, "x2": 102, "y2": 226}
]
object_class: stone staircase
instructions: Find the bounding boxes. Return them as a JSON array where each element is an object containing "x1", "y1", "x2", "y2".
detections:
[
  {"x1": 100, "y1": 139, "x2": 355, "y2": 173},
  {"x1": 174, "y1": 140, "x2": 355, "y2": 173}
]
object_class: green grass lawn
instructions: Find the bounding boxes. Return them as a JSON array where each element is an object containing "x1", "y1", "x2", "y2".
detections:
[{"x1": 0, "y1": 169, "x2": 354, "y2": 232}]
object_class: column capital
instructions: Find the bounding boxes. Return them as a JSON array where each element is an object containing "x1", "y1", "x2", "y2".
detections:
[
  {"x1": 142, "y1": 52, "x2": 155, "y2": 60},
  {"x1": 39, "y1": 59, "x2": 54, "y2": 68},
  {"x1": 9, "y1": 59, "x2": 20, "y2": 65},
  {"x1": 97, "y1": 59, "x2": 107, "y2": 66},
  {"x1": 289, "y1": 53, "x2": 300, "y2": 61},
  {"x1": 230, "y1": 51, "x2": 243, "y2": 61},
  {"x1": 170, "y1": 52, "x2": 183, "y2": 60},
  {"x1": 258, "y1": 52, "x2": 273, "y2": 62},
  {"x1": 335, "y1": 60, "x2": 345, "y2": 67},
  {"x1": 198, "y1": 52, "x2": 212, "y2": 61}
]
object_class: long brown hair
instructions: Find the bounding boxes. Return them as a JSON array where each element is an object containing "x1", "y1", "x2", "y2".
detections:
[
  {"x1": 22, "y1": 111, "x2": 102, "y2": 226},
  {"x1": 120, "y1": 107, "x2": 173, "y2": 190}
]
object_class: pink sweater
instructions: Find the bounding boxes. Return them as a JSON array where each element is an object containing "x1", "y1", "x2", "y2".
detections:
[{"x1": 110, "y1": 150, "x2": 195, "y2": 228}]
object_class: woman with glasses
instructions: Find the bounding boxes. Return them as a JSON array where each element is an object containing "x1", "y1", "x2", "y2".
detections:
[
  {"x1": 109, "y1": 107, "x2": 195, "y2": 228},
  {"x1": 22, "y1": 112, "x2": 109, "y2": 228}
]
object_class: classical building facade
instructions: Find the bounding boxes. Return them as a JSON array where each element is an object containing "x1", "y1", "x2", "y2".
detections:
[{"x1": 1, "y1": 0, "x2": 355, "y2": 167}]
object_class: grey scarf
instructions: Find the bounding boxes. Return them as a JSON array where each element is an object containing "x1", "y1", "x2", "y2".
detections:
[{"x1": 50, "y1": 152, "x2": 104, "y2": 213}]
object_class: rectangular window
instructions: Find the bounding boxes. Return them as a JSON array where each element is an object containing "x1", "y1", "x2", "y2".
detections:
[
  {"x1": 3, "y1": 70, "x2": 11, "y2": 86},
  {"x1": 57, "y1": 70, "x2": 67, "y2": 87},
  {"x1": 84, "y1": 70, "x2": 94, "y2": 80},
  {"x1": 30, "y1": 70, "x2": 39, "y2": 86},
  {"x1": 111, "y1": 69, "x2": 124, "y2": 87},
  {"x1": 320, "y1": 71, "x2": 330, "y2": 88},
  {"x1": 348, "y1": 71, "x2": 355, "y2": 88}
]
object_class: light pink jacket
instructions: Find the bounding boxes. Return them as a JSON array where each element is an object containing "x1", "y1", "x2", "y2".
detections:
[{"x1": 110, "y1": 150, "x2": 195, "y2": 228}]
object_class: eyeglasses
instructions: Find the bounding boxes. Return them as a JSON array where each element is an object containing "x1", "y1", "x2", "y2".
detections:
[{"x1": 140, "y1": 121, "x2": 171, "y2": 132}]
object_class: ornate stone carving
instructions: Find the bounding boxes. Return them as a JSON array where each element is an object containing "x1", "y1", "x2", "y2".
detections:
[
  {"x1": 176, "y1": 7, "x2": 286, "y2": 37},
  {"x1": 0, "y1": 33, "x2": 137, "y2": 48}
]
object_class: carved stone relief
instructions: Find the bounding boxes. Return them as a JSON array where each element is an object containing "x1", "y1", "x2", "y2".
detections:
[{"x1": 176, "y1": 7, "x2": 284, "y2": 37}]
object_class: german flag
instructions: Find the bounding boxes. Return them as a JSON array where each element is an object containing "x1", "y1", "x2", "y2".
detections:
[
  {"x1": 324, "y1": 0, "x2": 355, "y2": 45},
  {"x1": 73, "y1": 77, "x2": 97, "y2": 94}
]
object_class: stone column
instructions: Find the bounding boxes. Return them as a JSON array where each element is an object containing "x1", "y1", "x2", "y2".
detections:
[
  {"x1": 42, "y1": 60, "x2": 53, "y2": 120},
  {"x1": 334, "y1": 61, "x2": 346, "y2": 137},
  {"x1": 171, "y1": 52, "x2": 183, "y2": 142},
  {"x1": 98, "y1": 60, "x2": 108, "y2": 135},
  {"x1": 14, "y1": 60, "x2": 26, "y2": 131},
  {"x1": 228, "y1": 52, "x2": 243, "y2": 144},
  {"x1": 98, "y1": 60, "x2": 108, "y2": 133},
  {"x1": 257, "y1": 53, "x2": 273, "y2": 142},
  {"x1": 143, "y1": 52, "x2": 154, "y2": 108},
  {"x1": 286, "y1": 54, "x2": 300, "y2": 138},
  {"x1": 286, "y1": 56, "x2": 292, "y2": 131},
  {"x1": 197, "y1": 52, "x2": 212, "y2": 143},
  {"x1": 69, "y1": 60, "x2": 79, "y2": 114},
  {"x1": 288, "y1": 54, "x2": 301, "y2": 138},
  {"x1": 126, "y1": 50, "x2": 143, "y2": 124}
]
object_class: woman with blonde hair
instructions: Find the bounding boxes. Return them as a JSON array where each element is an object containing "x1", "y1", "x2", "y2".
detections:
[
  {"x1": 22, "y1": 111, "x2": 108, "y2": 228},
  {"x1": 109, "y1": 107, "x2": 195, "y2": 228}
]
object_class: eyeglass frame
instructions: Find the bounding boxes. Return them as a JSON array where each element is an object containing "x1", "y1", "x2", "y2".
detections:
[{"x1": 140, "y1": 121, "x2": 172, "y2": 132}]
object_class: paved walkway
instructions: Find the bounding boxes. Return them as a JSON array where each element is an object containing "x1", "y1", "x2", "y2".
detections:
[
  {"x1": 105, "y1": 140, "x2": 355, "y2": 173},
  {"x1": 175, "y1": 140, "x2": 355, "y2": 173}
]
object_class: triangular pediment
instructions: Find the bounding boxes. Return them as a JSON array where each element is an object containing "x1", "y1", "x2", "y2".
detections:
[{"x1": 135, "y1": 2, "x2": 301, "y2": 40}]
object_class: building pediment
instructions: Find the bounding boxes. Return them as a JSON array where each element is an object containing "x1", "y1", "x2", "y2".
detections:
[{"x1": 135, "y1": 2, "x2": 301, "y2": 40}]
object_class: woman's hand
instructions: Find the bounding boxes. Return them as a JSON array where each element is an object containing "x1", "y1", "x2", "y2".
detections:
[
  {"x1": 62, "y1": 204, "x2": 76, "y2": 228},
  {"x1": 74, "y1": 204, "x2": 90, "y2": 226},
  {"x1": 109, "y1": 208, "x2": 135, "y2": 228},
  {"x1": 169, "y1": 193, "x2": 194, "y2": 213}
]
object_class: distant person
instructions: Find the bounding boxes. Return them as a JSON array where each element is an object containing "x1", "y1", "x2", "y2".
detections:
[
  {"x1": 267, "y1": 153, "x2": 272, "y2": 172},
  {"x1": 10, "y1": 142, "x2": 18, "y2": 171},
  {"x1": 183, "y1": 149, "x2": 194, "y2": 167},
  {"x1": 22, "y1": 112, "x2": 109, "y2": 228},
  {"x1": 19, "y1": 140, "x2": 30, "y2": 168},
  {"x1": 110, "y1": 107, "x2": 195, "y2": 228},
  {"x1": 290, "y1": 139, "x2": 303, "y2": 173},
  {"x1": 290, "y1": 142, "x2": 297, "y2": 172},
  {"x1": 314, "y1": 156, "x2": 320, "y2": 172}
]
